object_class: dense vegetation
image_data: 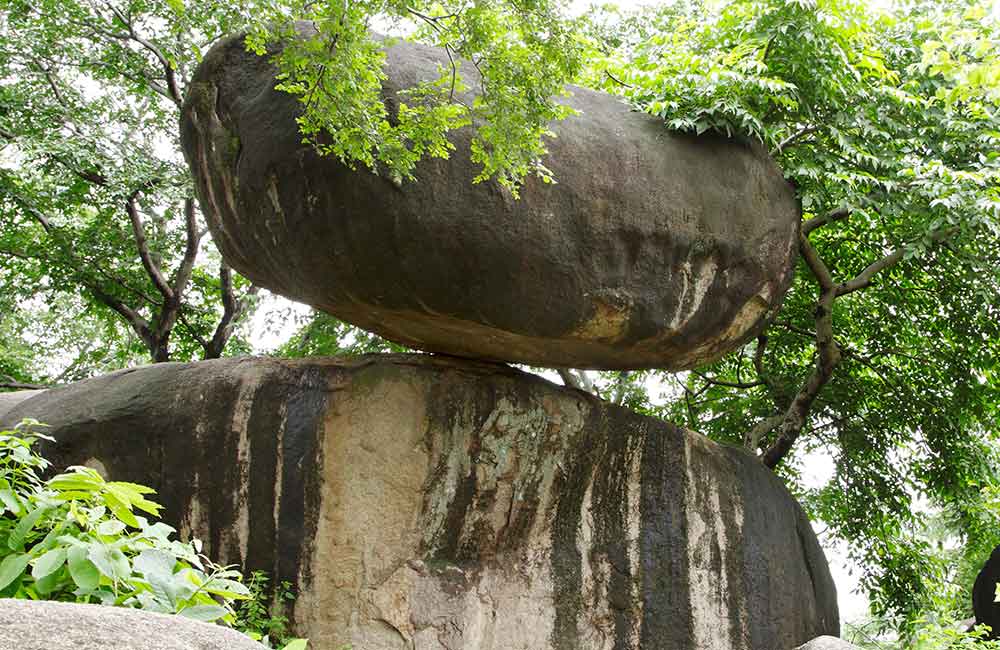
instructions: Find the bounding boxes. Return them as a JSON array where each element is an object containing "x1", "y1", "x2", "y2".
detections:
[
  {"x1": 2, "y1": 0, "x2": 999, "y2": 644},
  {"x1": 0, "y1": 420, "x2": 305, "y2": 648}
]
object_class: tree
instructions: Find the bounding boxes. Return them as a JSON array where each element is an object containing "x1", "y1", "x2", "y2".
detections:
[
  {"x1": 571, "y1": 0, "x2": 1000, "y2": 627},
  {"x1": 0, "y1": 0, "x2": 260, "y2": 373}
]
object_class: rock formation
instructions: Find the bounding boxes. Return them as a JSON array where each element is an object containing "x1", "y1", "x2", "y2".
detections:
[
  {"x1": 1, "y1": 356, "x2": 838, "y2": 650},
  {"x1": 973, "y1": 544, "x2": 1000, "y2": 638},
  {"x1": 0, "y1": 599, "x2": 267, "y2": 650},
  {"x1": 0, "y1": 390, "x2": 41, "y2": 421},
  {"x1": 181, "y1": 26, "x2": 800, "y2": 370}
]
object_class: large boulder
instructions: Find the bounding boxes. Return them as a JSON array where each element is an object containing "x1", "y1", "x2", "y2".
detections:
[
  {"x1": 181, "y1": 28, "x2": 800, "y2": 370},
  {"x1": 0, "y1": 599, "x2": 266, "y2": 650},
  {"x1": 2, "y1": 356, "x2": 838, "y2": 649}
]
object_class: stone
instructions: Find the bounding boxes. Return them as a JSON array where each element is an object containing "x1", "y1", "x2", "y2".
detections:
[
  {"x1": 0, "y1": 598, "x2": 265, "y2": 650},
  {"x1": 2, "y1": 355, "x2": 839, "y2": 650},
  {"x1": 0, "y1": 390, "x2": 43, "y2": 421},
  {"x1": 973, "y1": 544, "x2": 1000, "y2": 638},
  {"x1": 793, "y1": 636, "x2": 862, "y2": 650},
  {"x1": 181, "y1": 27, "x2": 800, "y2": 370}
]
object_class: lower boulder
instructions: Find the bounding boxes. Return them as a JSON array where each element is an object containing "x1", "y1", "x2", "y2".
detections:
[
  {"x1": 0, "y1": 599, "x2": 266, "y2": 650},
  {"x1": 1, "y1": 355, "x2": 838, "y2": 650}
]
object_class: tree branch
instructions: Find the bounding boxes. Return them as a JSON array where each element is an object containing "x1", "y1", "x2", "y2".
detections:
[
  {"x1": 558, "y1": 368, "x2": 581, "y2": 390},
  {"x1": 774, "y1": 124, "x2": 819, "y2": 154},
  {"x1": 0, "y1": 376, "x2": 50, "y2": 391},
  {"x1": 802, "y1": 205, "x2": 852, "y2": 235},
  {"x1": 107, "y1": 5, "x2": 182, "y2": 105},
  {"x1": 692, "y1": 370, "x2": 765, "y2": 390},
  {"x1": 204, "y1": 264, "x2": 259, "y2": 359},
  {"x1": 743, "y1": 414, "x2": 785, "y2": 451},
  {"x1": 126, "y1": 192, "x2": 174, "y2": 302},
  {"x1": 170, "y1": 198, "x2": 202, "y2": 297},
  {"x1": 837, "y1": 228, "x2": 956, "y2": 297},
  {"x1": 611, "y1": 370, "x2": 631, "y2": 405},
  {"x1": 799, "y1": 232, "x2": 835, "y2": 290},
  {"x1": 760, "y1": 287, "x2": 842, "y2": 468}
]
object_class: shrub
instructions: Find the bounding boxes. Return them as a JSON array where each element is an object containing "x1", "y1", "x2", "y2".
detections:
[{"x1": 0, "y1": 419, "x2": 307, "y2": 649}]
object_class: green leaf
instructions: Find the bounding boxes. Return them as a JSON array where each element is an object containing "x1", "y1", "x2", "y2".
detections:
[
  {"x1": 281, "y1": 639, "x2": 309, "y2": 650},
  {"x1": 31, "y1": 546, "x2": 67, "y2": 579},
  {"x1": 0, "y1": 489, "x2": 22, "y2": 516},
  {"x1": 96, "y1": 520, "x2": 127, "y2": 536},
  {"x1": 103, "y1": 491, "x2": 139, "y2": 528},
  {"x1": 88, "y1": 544, "x2": 130, "y2": 582},
  {"x1": 134, "y1": 549, "x2": 176, "y2": 579},
  {"x1": 202, "y1": 577, "x2": 251, "y2": 599},
  {"x1": 47, "y1": 470, "x2": 104, "y2": 493},
  {"x1": 0, "y1": 553, "x2": 30, "y2": 590},
  {"x1": 33, "y1": 566, "x2": 63, "y2": 596},
  {"x1": 178, "y1": 604, "x2": 230, "y2": 622},
  {"x1": 67, "y1": 546, "x2": 100, "y2": 591},
  {"x1": 8, "y1": 506, "x2": 46, "y2": 551}
]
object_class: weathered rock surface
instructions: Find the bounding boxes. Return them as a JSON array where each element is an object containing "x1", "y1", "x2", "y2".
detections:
[
  {"x1": 794, "y1": 636, "x2": 862, "y2": 650},
  {"x1": 0, "y1": 599, "x2": 266, "y2": 650},
  {"x1": 2, "y1": 356, "x2": 838, "y2": 649},
  {"x1": 181, "y1": 28, "x2": 800, "y2": 370},
  {"x1": 0, "y1": 389, "x2": 42, "y2": 421}
]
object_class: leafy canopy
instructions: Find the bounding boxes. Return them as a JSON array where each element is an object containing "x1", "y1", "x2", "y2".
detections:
[
  {"x1": 574, "y1": 0, "x2": 1000, "y2": 628},
  {"x1": 244, "y1": 0, "x2": 586, "y2": 192}
]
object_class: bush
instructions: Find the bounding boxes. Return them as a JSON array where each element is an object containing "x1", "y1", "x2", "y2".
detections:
[{"x1": 0, "y1": 419, "x2": 307, "y2": 649}]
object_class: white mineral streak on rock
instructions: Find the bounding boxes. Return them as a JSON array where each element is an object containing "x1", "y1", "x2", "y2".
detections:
[
  {"x1": 626, "y1": 441, "x2": 645, "y2": 648},
  {"x1": 685, "y1": 434, "x2": 745, "y2": 650},
  {"x1": 271, "y1": 398, "x2": 287, "y2": 563},
  {"x1": 670, "y1": 259, "x2": 693, "y2": 330},
  {"x1": 223, "y1": 363, "x2": 264, "y2": 565},
  {"x1": 670, "y1": 257, "x2": 718, "y2": 332}
]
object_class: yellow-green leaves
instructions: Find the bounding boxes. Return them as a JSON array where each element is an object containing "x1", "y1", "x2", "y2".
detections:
[{"x1": 249, "y1": 0, "x2": 585, "y2": 193}]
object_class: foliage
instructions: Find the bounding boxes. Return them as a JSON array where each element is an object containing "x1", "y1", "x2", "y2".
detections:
[
  {"x1": 577, "y1": 0, "x2": 1000, "y2": 627},
  {"x1": 245, "y1": 0, "x2": 586, "y2": 193},
  {"x1": 234, "y1": 570, "x2": 298, "y2": 648},
  {"x1": 0, "y1": 420, "x2": 250, "y2": 623},
  {"x1": 0, "y1": 0, "x2": 260, "y2": 371},
  {"x1": 849, "y1": 616, "x2": 1000, "y2": 650},
  {"x1": 0, "y1": 419, "x2": 308, "y2": 648},
  {"x1": 274, "y1": 311, "x2": 410, "y2": 358}
]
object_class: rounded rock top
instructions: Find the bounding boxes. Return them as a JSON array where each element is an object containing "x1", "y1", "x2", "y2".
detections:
[{"x1": 181, "y1": 27, "x2": 800, "y2": 370}]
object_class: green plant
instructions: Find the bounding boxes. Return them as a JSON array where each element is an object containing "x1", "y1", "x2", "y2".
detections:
[
  {"x1": 235, "y1": 570, "x2": 298, "y2": 647},
  {"x1": 0, "y1": 419, "x2": 308, "y2": 649}
]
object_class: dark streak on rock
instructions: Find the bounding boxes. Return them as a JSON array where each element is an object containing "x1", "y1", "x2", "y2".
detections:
[
  {"x1": 276, "y1": 365, "x2": 329, "y2": 592},
  {"x1": 639, "y1": 419, "x2": 692, "y2": 650}
]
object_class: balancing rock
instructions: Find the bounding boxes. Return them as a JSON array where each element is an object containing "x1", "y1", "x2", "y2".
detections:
[
  {"x1": 181, "y1": 28, "x2": 800, "y2": 370},
  {"x1": 2, "y1": 355, "x2": 838, "y2": 650}
]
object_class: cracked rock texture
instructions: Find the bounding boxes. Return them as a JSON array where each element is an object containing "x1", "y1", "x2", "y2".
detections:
[
  {"x1": 1, "y1": 355, "x2": 838, "y2": 650},
  {"x1": 181, "y1": 28, "x2": 800, "y2": 370}
]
